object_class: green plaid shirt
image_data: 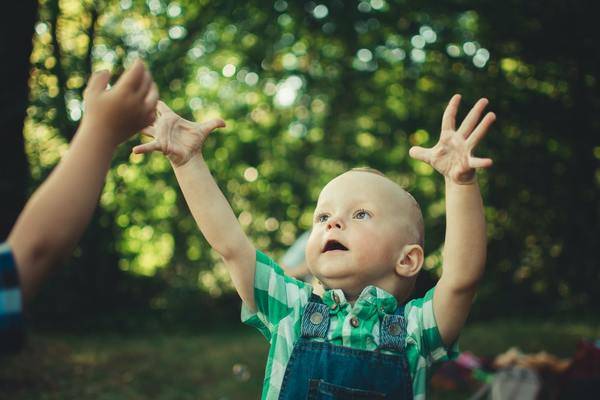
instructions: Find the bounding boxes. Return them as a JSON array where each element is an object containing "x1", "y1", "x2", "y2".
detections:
[{"x1": 242, "y1": 250, "x2": 459, "y2": 400}]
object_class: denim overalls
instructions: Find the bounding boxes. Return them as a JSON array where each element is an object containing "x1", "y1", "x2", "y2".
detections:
[{"x1": 278, "y1": 294, "x2": 413, "y2": 399}]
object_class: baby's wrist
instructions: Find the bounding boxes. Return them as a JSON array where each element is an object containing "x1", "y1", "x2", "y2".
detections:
[
  {"x1": 171, "y1": 152, "x2": 204, "y2": 170},
  {"x1": 444, "y1": 174, "x2": 477, "y2": 186}
]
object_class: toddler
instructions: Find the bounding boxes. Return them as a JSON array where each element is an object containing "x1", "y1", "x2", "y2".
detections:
[{"x1": 135, "y1": 94, "x2": 495, "y2": 399}]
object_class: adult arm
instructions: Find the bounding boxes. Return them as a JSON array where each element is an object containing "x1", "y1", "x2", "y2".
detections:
[{"x1": 8, "y1": 60, "x2": 158, "y2": 304}]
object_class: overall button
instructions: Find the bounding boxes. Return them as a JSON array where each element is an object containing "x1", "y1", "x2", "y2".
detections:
[
  {"x1": 330, "y1": 303, "x2": 337, "y2": 310},
  {"x1": 350, "y1": 316, "x2": 359, "y2": 328},
  {"x1": 309, "y1": 311, "x2": 324, "y2": 325},
  {"x1": 388, "y1": 323, "x2": 402, "y2": 336}
]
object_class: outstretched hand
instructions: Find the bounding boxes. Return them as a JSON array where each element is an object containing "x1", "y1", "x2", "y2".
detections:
[
  {"x1": 83, "y1": 59, "x2": 158, "y2": 146},
  {"x1": 132, "y1": 101, "x2": 226, "y2": 166},
  {"x1": 409, "y1": 94, "x2": 495, "y2": 184}
]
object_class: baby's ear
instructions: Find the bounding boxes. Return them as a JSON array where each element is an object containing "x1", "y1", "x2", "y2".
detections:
[{"x1": 395, "y1": 244, "x2": 424, "y2": 278}]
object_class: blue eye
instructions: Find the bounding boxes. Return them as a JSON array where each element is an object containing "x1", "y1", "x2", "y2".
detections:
[
  {"x1": 317, "y1": 214, "x2": 329, "y2": 223},
  {"x1": 354, "y1": 209, "x2": 371, "y2": 220}
]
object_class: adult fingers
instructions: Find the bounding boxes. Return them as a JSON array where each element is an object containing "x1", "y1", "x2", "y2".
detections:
[
  {"x1": 138, "y1": 70, "x2": 153, "y2": 98},
  {"x1": 132, "y1": 140, "x2": 162, "y2": 154},
  {"x1": 441, "y1": 94, "x2": 461, "y2": 132},
  {"x1": 144, "y1": 83, "x2": 159, "y2": 110},
  {"x1": 458, "y1": 98, "x2": 489, "y2": 138},
  {"x1": 84, "y1": 70, "x2": 110, "y2": 98},
  {"x1": 117, "y1": 59, "x2": 146, "y2": 90},
  {"x1": 408, "y1": 146, "x2": 431, "y2": 163},
  {"x1": 467, "y1": 112, "x2": 496, "y2": 149},
  {"x1": 469, "y1": 156, "x2": 493, "y2": 169}
]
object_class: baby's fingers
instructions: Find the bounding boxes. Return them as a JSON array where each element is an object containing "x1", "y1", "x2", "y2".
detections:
[
  {"x1": 458, "y1": 98, "x2": 489, "y2": 138},
  {"x1": 409, "y1": 146, "x2": 431, "y2": 163},
  {"x1": 467, "y1": 112, "x2": 495, "y2": 150},
  {"x1": 469, "y1": 156, "x2": 493, "y2": 169},
  {"x1": 157, "y1": 100, "x2": 173, "y2": 115},
  {"x1": 200, "y1": 118, "x2": 226, "y2": 133},
  {"x1": 441, "y1": 94, "x2": 461, "y2": 131},
  {"x1": 141, "y1": 125, "x2": 157, "y2": 137},
  {"x1": 132, "y1": 140, "x2": 162, "y2": 155}
]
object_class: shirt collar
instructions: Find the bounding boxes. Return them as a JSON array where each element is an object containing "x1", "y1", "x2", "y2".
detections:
[{"x1": 321, "y1": 285, "x2": 398, "y2": 317}]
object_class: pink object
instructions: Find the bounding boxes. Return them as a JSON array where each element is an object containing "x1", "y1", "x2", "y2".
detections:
[{"x1": 456, "y1": 351, "x2": 482, "y2": 369}]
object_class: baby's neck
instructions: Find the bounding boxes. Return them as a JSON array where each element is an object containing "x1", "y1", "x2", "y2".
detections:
[{"x1": 320, "y1": 284, "x2": 404, "y2": 305}]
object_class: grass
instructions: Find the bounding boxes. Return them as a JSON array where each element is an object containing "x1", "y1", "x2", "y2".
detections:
[{"x1": 1, "y1": 318, "x2": 598, "y2": 399}]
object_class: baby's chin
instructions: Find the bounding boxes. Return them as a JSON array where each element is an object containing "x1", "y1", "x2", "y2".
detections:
[
  {"x1": 311, "y1": 257, "x2": 353, "y2": 278},
  {"x1": 313, "y1": 269, "x2": 365, "y2": 297}
]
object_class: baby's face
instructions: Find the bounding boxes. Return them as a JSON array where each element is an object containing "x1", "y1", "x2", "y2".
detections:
[{"x1": 305, "y1": 171, "x2": 418, "y2": 299}]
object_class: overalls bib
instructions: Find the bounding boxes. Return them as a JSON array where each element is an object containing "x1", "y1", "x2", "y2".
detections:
[{"x1": 278, "y1": 294, "x2": 413, "y2": 399}]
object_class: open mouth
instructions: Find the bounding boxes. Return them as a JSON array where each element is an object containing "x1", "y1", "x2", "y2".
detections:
[{"x1": 322, "y1": 240, "x2": 349, "y2": 253}]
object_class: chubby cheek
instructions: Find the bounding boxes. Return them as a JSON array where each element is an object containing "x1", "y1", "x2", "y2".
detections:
[{"x1": 352, "y1": 228, "x2": 398, "y2": 267}]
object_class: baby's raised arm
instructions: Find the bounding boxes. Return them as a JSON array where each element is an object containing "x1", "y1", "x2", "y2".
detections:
[
  {"x1": 133, "y1": 102, "x2": 257, "y2": 309},
  {"x1": 409, "y1": 94, "x2": 495, "y2": 346}
]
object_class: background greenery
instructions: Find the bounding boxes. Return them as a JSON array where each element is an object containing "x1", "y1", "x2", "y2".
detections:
[{"x1": 19, "y1": 0, "x2": 597, "y2": 321}]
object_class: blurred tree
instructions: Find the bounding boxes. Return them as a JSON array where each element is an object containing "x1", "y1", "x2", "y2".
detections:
[
  {"x1": 472, "y1": 0, "x2": 599, "y2": 315},
  {"x1": 27, "y1": 0, "x2": 146, "y2": 320},
  {"x1": 0, "y1": 0, "x2": 37, "y2": 239}
]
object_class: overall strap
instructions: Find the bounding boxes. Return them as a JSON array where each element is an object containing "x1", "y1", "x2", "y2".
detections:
[
  {"x1": 379, "y1": 305, "x2": 407, "y2": 352},
  {"x1": 300, "y1": 296, "x2": 330, "y2": 339}
]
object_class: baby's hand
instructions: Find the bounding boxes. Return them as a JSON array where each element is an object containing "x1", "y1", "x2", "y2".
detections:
[
  {"x1": 409, "y1": 94, "x2": 495, "y2": 184},
  {"x1": 132, "y1": 101, "x2": 225, "y2": 166},
  {"x1": 82, "y1": 59, "x2": 158, "y2": 147}
]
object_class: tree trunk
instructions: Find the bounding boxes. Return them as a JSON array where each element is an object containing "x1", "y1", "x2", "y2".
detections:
[{"x1": 0, "y1": 1, "x2": 37, "y2": 240}]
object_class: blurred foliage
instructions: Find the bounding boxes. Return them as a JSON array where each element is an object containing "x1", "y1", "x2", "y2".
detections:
[{"x1": 24, "y1": 0, "x2": 599, "y2": 321}]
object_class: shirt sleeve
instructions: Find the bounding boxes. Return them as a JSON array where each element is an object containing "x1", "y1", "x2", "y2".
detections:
[
  {"x1": 0, "y1": 242, "x2": 26, "y2": 355},
  {"x1": 404, "y1": 286, "x2": 459, "y2": 365},
  {"x1": 241, "y1": 250, "x2": 313, "y2": 340}
]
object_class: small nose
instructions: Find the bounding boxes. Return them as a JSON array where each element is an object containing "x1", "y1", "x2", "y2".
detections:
[{"x1": 326, "y1": 216, "x2": 343, "y2": 230}]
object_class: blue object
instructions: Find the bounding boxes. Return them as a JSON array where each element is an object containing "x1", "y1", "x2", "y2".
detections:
[
  {"x1": 0, "y1": 242, "x2": 25, "y2": 354},
  {"x1": 278, "y1": 294, "x2": 413, "y2": 399}
]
